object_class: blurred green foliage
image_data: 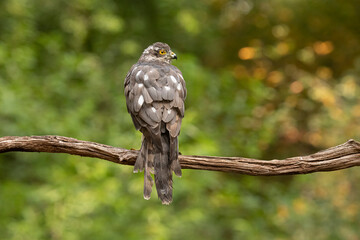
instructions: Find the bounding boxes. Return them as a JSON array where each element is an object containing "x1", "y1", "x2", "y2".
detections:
[{"x1": 1, "y1": 0, "x2": 360, "y2": 239}]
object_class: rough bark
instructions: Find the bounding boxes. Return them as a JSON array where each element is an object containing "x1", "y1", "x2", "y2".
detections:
[{"x1": 0, "y1": 135, "x2": 360, "y2": 176}]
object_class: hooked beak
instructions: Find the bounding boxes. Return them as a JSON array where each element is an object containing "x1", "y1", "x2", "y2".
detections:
[{"x1": 170, "y1": 51, "x2": 177, "y2": 60}]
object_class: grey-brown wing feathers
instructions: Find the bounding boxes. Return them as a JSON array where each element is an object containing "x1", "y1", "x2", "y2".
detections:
[{"x1": 124, "y1": 62, "x2": 186, "y2": 204}]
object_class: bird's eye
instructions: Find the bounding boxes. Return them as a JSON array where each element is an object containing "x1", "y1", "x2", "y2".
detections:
[{"x1": 159, "y1": 49, "x2": 167, "y2": 55}]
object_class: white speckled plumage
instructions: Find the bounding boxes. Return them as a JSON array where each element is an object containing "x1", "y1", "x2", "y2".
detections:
[{"x1": 124, "y1": 42, "x2": 186, "y2": 205}]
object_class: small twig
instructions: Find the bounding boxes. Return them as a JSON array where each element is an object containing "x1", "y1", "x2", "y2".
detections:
[{"x1": 1, "y1": 135, "x2": 360, "y2": 176}]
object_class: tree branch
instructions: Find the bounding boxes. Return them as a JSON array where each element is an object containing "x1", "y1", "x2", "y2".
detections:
[{"x1": 1, "y1": 135, "x2": 360, "y2": 176}]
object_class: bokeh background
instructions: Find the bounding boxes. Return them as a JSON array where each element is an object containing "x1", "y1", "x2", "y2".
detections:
[{"x1": 1, "y1": 0, "x2": 360, "y2": 239}]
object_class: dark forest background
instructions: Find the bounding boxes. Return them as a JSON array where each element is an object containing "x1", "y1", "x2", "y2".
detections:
[{"x1": 1, "y1": 0, "x2": 360, "y2": 239}]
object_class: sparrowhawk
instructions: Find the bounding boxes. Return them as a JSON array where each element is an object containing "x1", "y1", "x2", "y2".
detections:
[{"x1": 124, "y1": 42, "x2": 186, "y2": 204}]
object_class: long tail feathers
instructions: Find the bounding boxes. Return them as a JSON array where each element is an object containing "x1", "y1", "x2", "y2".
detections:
[
  {"x1": 154, "y1": 133, "x2": 173, "y2": 204},
  {"x1": 134, "y1": 132, "x2": 180, "y2": 205},
  {"x1": 143, "y1": 142, "x2": 154, "y2": 199},
  {"x1": 170, "y1": 137, "x2": 182, "y2": 177}
]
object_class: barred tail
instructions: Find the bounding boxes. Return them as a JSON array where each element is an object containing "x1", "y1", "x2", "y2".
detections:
[
  {"x1": 134, "y1": 132, "x2": 181, "y2": 204},
  {"x1": 134, "y1": 138, "x2": 154, "y2": 200},
  {"x1": 154, "y1": 132, "x2": 173, "y2": 204}
]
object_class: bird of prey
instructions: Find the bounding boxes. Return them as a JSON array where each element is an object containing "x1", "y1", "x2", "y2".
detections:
[{"x1": 124, "y1": 42, "x2": 186, "y2": 204}]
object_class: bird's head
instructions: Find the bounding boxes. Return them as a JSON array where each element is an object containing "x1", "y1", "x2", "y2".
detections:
[{"x1": 139, "y1": 42, "x2": 177, "y2": 64}]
